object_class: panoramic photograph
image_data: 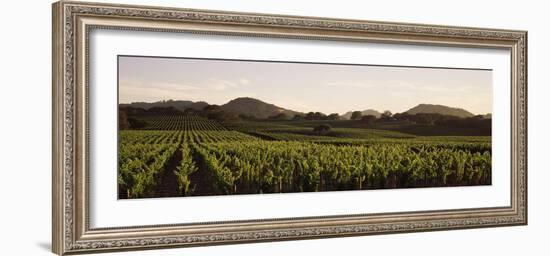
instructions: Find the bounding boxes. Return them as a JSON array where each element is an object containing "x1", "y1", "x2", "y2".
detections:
[{"x1": 117, "y1": 55, "x2": 492, "y2": 199}]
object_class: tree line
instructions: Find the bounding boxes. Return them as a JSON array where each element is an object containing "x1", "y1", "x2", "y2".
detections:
[{"x1": 120, "y1": 105, "x2": 491, "y2": 132}]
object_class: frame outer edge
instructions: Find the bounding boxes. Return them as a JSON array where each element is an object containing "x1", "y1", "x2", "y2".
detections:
[
  {"x1": 52, "y1": 1, "x2": 66, "y2": 255},
  {"x1": 55, "y1": 1, "x2": 528, "y2": 254},
  {"x1": 522, "y1": 31, "x2": 528, "y2": 225}
]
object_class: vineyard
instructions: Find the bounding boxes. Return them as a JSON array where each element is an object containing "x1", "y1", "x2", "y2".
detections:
[
  {"x1": 138, "y1": 115, "x2": 227, "y2": 131},
  {"x1": 118, "y1": 115, "x2": 492, "y2": 199}
]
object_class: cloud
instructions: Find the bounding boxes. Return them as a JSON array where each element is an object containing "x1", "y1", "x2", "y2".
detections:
[
  {"x1": 325, "y1": 81, "x2": 376, "y2": 89},
  {"x1": 121, "y1": 78, "x2": 242, "y2": 94},
  {"x1": 119, "y1": 78, "x2": 258, "y2": 104},
  {"x1": 121, "y1": 79, "x2": 199, "y2": 91},
  {"x1": 239, "y1": 78, "x2": 250, "y2": 85},
  {"x1": 204, "y1": 78, "x2": 238, "y2": 90},
  {"x1": 153, "y1": 82, "x2": 200, "y2": 91},
  {"x1": 325, "y1": 80, "x2": 473, "y2": 93}
]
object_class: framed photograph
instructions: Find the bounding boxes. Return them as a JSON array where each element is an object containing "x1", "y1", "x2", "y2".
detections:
[{"x1": 52, "y1": 1, "x2": 527, "y2": 255}]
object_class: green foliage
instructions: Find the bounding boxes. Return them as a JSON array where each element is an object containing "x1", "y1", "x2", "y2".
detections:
[
  {"x1": 313, "y1": 124, "x2": 332, "y2": 134},
  {"x1": 118, "y1": 122, "x2": 491, "y2": 198},
  {"x1": 118, "y1": 132, "x2": 180, "y2": 198},
  {"x1": 351, "y1": 111, "x2": 363, "y2": 120},
  {"x1": 174, "y1": 133, "x2": 198, "y2": 196},
  {"x1": 189, "y1": 139, "x2": 491, "y2": 194}
]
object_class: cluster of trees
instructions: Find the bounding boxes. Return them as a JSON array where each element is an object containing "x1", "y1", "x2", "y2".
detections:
[
  {"x1": 346, "y1": 110, "x2": 490, "y2": 130},
  {"x1": 198, "y1": 105, "x2": 240, "y2": 122},
  {"x1": 286, "y1": 112, "x2": 341, "y2": 121},
  {"x1": 120, "y1": 106, "x2": 183, "y2": 116},
  {"x1": 120, "y1": 107, "x2": 347, "y2": 122},
  {"x1": 119, "y1": 105, "x2": 241, "y2": 127},
  {"x1": 119, "y1": 110, "x2": 148, "y2": 129},
  {"x1": 393, "y1": 112, "x2": 491, "y2": 131},
  {"x1": 120, "y1": 105, "x2": 491, "y2": 134},
  {"x1": 349, "y1": 110, "x2": 393, "y2": 122},
  {"x1": 313, "y1": 124, "x2": 332, "y2": 134}
]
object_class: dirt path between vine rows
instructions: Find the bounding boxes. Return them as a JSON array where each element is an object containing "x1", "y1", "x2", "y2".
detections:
[
  {"x1": 188, "y1": 147, "x2": 218, "y2": 196},
  {"x1": 155, "y1": 149, "x2": 181, "y2": 198}
]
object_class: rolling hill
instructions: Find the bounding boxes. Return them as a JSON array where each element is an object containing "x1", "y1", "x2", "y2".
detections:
[
  {"x1": 120, "y1": 97, "x2": 302, "y2": 119},
  {"x1": 341, "y1": 109, "x2": 382, "y2": 119},
  {"x1": 405, "y1": 104, "x2": 474, "y2": 118},
  {"x1": 221, "y1": 97, "x2": 301, "y2": 119},
  {"x1": 120, "y1": 99, "x2": 478, "y2": 120}
]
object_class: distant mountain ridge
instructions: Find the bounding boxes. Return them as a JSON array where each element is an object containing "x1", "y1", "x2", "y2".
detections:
[
  {"x1": 405, "y1": 104, "x2": 474, "y2": 118},
  {"x1": 341, "y1": 109, "x2": 382, "y2": 119},
  {"x1": 221, "y1": 97, "x2": 302, "y2": 119},
  {"x1": 120, "y1": 99, "x2": 478, "y2": 120},
  {"x1": 120, "y1": 97, "x2": 302, "y2": 119}
]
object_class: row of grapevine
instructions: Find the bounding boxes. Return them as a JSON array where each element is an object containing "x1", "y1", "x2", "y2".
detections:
[
  {"x1": 118, "y1": 129, "x2": 258, "y2": 198},
  {"x1": 247, "y1": 131, "x2": 491, "y2": 153},
  {"x1": 187, "y1": 130, "x2": 259, "y2": 143},
  {"x1": 194, "y1": 141, "x2": 491, "y2": 194},
  {"x1": 118, "y1": 143, "x2": 179, "y2": 198},
  {"x1": 174, "y1": 132, "x2": 198, "y2": 196},
  {"x1": 140, "y1": 115, "x2": 227, "y2": 131},
  {"x1": 118, "y1": 130, "x2": 492, "y2": 198},
  {"x1": 120, "y1": 130, "x2": 183, "y2": 145}
]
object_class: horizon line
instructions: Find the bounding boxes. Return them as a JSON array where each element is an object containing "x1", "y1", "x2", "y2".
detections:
[{"x1": 118, "y1": 97, "x2": 492, "y2": 116}]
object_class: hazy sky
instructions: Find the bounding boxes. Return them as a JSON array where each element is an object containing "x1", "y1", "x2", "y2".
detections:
[{"x1": 119, "y1": 56, "x2": 492, "y2": 115}]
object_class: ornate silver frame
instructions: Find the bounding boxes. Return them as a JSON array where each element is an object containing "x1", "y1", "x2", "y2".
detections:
[{"x1": 52, "y1": 1, "x2": 527, "y2": 255}]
